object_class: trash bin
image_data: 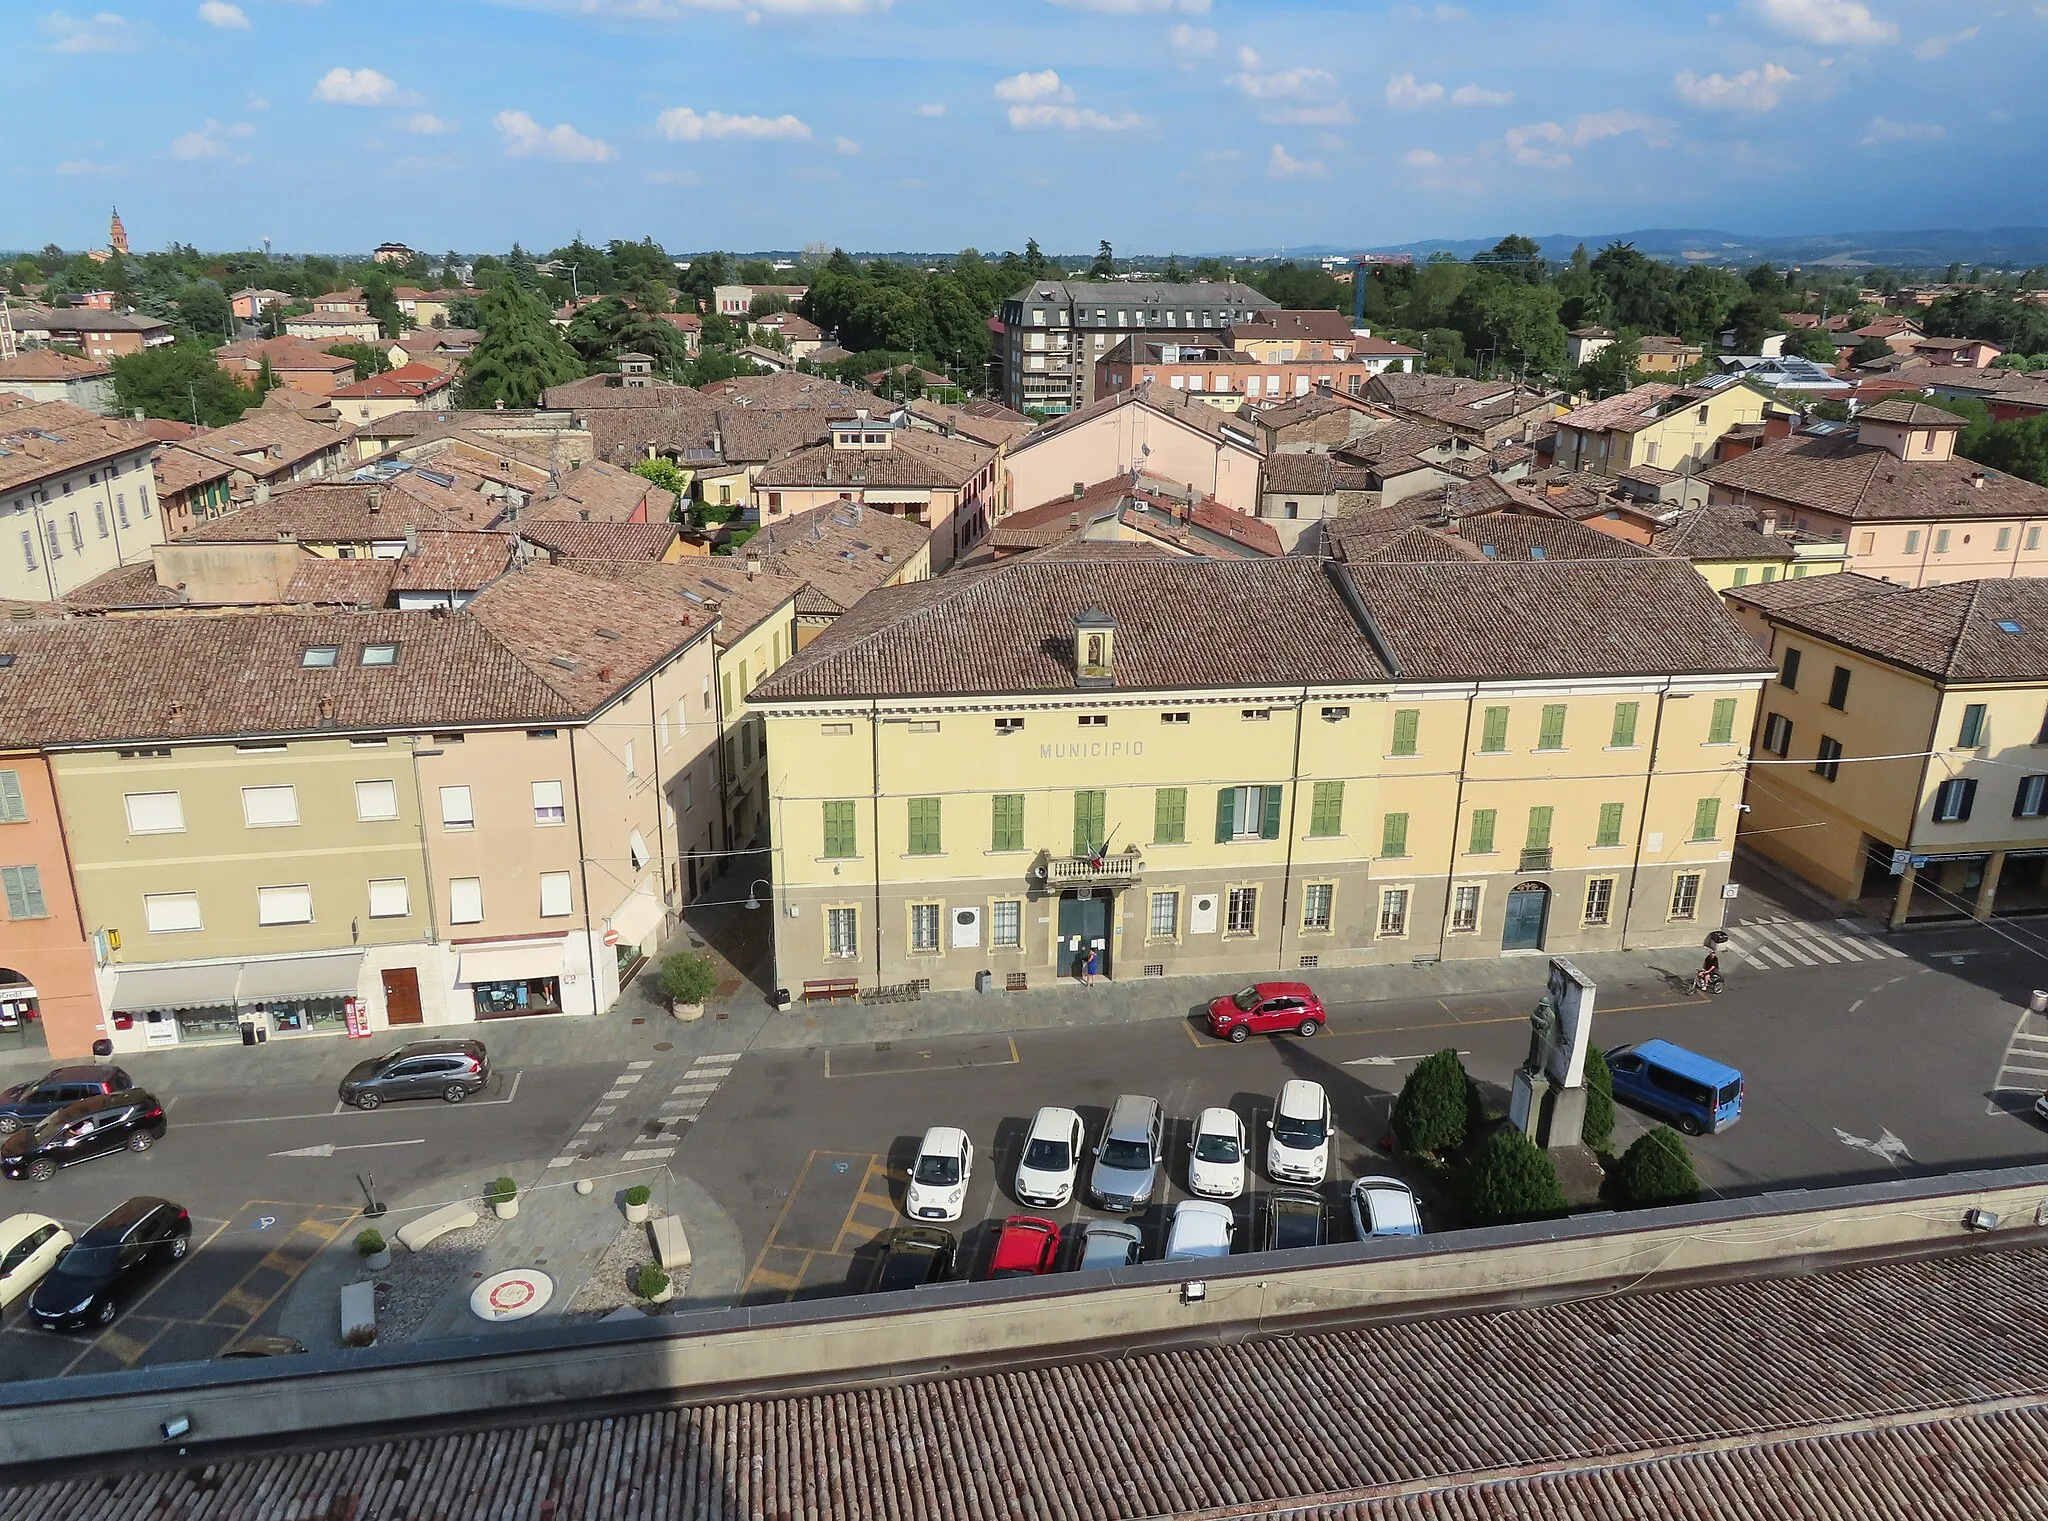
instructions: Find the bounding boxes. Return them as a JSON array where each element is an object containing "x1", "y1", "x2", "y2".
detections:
[
  {"x1": 2031, "y1": 990, "x2": 2048, "y2": 1015},
  {"x1": 255, "y1": 1025, "x2": 268, "y2": 1044},
  {"x1": 770, "y1": 988, "x2": 792, "y2": 1011},
  {"x1": 91, "y1": 1038, "x2": 113, "y2": 1058},
  {"x1": 975, "y1": 970, "x2": 994, "y2": 994},
  {"x1": 240, "y1": 1021, "x2": 257, "y2": 1047}
]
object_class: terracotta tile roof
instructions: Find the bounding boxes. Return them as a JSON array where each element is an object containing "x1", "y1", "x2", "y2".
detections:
[
  {"x1": 151, "y1": 443, "x2": 234, "y2": 497},
  {"x1": 1362, "y1": 516, "x2": 1658, "y2": 565},
  {"x1": 1727, "y1": 573, "x2": 2048, "y2": 682},
  {"x1": 1229, "y1": 307, "x2": 1357, "y2": 344},
  {"x1": 0, "y1": 349, "x2": 110, "y2": 381},
  {"x1": 1558, "y1": 382, "x2": 1683, "y2": 434},
  {"x1": 0, "y1": 401, "x2": 155, "y2": 494},
  {"x1": 519, "y1": 460, "x2": 673, "y2": 525},
  {"x1": 59, "y1": 563, "x2": 187, "y2": 610},
  {"x1": 1370, "y1": 373, "x2": 1557, "y2": 433},
  {"x1": 987, "y1": 476, "x2": 1280, "y2": 558},
  {"x1": 716, "y1": 405, "x2": 834, "y2": 465},
  {"x1": 540, "y1": 373, "x2": 717, "y2": 413},
  {"x1": 1339, "y1": 558, "x2": 1770, "y2": 680},
  {"x1": 566, "y1": 556, "x2": 804, "y2": 646},
  {"x1": 390, "y1": 530, "x2": 517, "y2": 591},
  {"x1": 1010, "y1": 383, "x2": 1263, "y2": 460},
  {"x1": 754, "y1": 429, "x2": 994, "y2": 490},
  {"x1": 905, "y1": 397, "x2": 1036, "y2": 449},
  {"x1": 328, "y1": 362, "x2": 454, "y2": 401},
  {"x1": 1858, "y1": 397, "x2": 1966, "y2": 428},
  {"x1": 1259, "y1": 452, "x2": 1383, "y2": 495},
  {"x1": 749, "y1": 501, "x2": 933, "y2": 613},
  {"x1": 1701, "y1": 435, "x2": 2048, "y2": 522},
  {"x1": 179, "y1": 480, "x2": 472, "y2": 542},
  {"x1": 283, "y1": 556, "x2": 396, "y2": 606},
  {"x1": 213, "y1": 337, "x2": 356, "y2": 374},
  {"x1": 754, "y1": 556, "x2": 1385, "y2": 701},
  {"x1": 182, "y1": 411, "x2": 348, "y2": 480},
  {"x1": 517, "y1": 520, "x2": 680, "y2": 562},
  {"x1": 1650, "y1": 505, "x2": 1820, "y2": 561},
  {"x1": 696, "y1": 371, "x2": 861, "y2": 409}
]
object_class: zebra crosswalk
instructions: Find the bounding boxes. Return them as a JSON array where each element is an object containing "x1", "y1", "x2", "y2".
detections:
[{"x1": 1721, "y1": 915, "x2": 1908, "y2": 970}]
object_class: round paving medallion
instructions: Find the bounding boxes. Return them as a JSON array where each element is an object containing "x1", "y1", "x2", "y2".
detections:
[{"x1": 471, "y1": 1268, "x2": 553, "y2": 1323}]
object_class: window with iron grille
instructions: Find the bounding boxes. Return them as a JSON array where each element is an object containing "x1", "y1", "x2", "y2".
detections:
[
  {"x1": 1301, "y1": 882, "x2": 1333, "y2": 931},
  {"x1": 827, "y1": 906, "x2": 858, "y2": 958},
  {"x1": 1377, "y1": 887, "x2": 1409, "y2": 937},
  {"x1": 1583, "y1": 877, "x2": 1614, "y2": 927},
  {"x1": 991, "y1": 899, "x2": 1022, "y2": 948},
  {"x1": 1148, "y1": 891, "x2": 1178, "y2": 939},
  {"x1": 909, "y1": 903, "x2": 940, "y2": 953},
  {"x1": 1669, "y1": 873, "x2": 1701, "y2": 920},
  {"x1": 1449, "y1": 884, "x2": 1480, "y2": 933},
  {"x1": 1225, "y1": 886, "x2": 1258, "y2": 936}
]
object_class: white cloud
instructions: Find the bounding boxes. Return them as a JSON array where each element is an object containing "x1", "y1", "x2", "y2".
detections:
[
  {"x1": 1402, "y1": 147, "x2": 1442, "y2": 167},
  {"x1": 1230, "y1": 59, "x2": 1338, "y2": 100},
  {"x1": 1392, "y1": 3, "x2": 1467, "y2": 18},
  {"x1": 1045, "y1": 0, "x2": 1209, "y2": 11},
  {"x1": 198, "y1": 1, "x2": 248, "y2": 28},
  {"x1": 915, "y1": 102, "x2": 945, "y2": 116},
  {"x1": 1572, "y1": 109, "x2": 1674, "y2": 147},
  {"x1": 56, "y1": 158, "x2": 122, "y2": 175},
  {"x1": 1505, "y1": 120, "x2": 1569, "y2": 168},
  {"x1": 404, "y1": 112, "x2": 454, "y2": 134},
  {"x1": 994, "y1": 69, "x2": 1070, "y2": 103},
  {"x1": 247, "y1": 93, "x2": 269, "y2": 110},
  {"x1": 1506, "y1": 111, "x2": 1671, "y2": 167},
  {"x1": 43, "y1": 11, "x2": 140, "y2": 52},
  {"x1": 314, "y1": 66, "x2": 398, "y2": 105},
  {"x1": 1389, "y1": 74, "x2": 1510, "y2": 108},
  {"x1": 495, "y1": 109, "x2": 614, "y2": 161},
  {"x1": 646, "y1": 168, "x2": 704, "y2": 186},
  {"x1": 1861, "y1": 115, "x2": 1944, "y2": 145},
  {"x1": 1913, "y1": 26, "x2": 1977, "y2": 59},
  {"x1": 1007, "y1": 103, "x2": 1141, "y2": 129},
  {"x1": 1267, "y1": 143, "x2": 1328, "y2": 179},
  {"x1": 1450, "y1": 83, "x2": 1511, "y2": 106},
  {"x1": 1167, "y1": 22, "x2": 1216, "y2": 60},
  {"x1": 574, "y1": 0, "x2": 892, "y2": 14},
  {"x1": 1744, "y1": 0, "x2": 1896, "y2": 46},
  {"x1": 168, "y1": 117, "x2": 254, "y2": 159},
  {"x1": 1265, "y1": 103, "x2": 1355, "y2": 124},
  {"x1": 657, "y1": 106, "x2": 812, "y2": 140},
  {"x1": 1675, "y1": 62, "x2": 1796, "y2": 110},
  {"x1": 834, "y1": 134, "x2": 859, "y2": 153}
]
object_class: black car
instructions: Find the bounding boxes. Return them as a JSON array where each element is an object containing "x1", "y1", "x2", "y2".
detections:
[
  {"x1": 29, "y1": 1197, "x2": 190, "y2": 1330},
  {"x1": 1, "y1": 1091, "x2": 166, "y2": 1182},
  {"x1": 0, "y1": 1066, "x2": 136, "y2": 1134},
  {"x1": 338, "y1": 1040, "x2": 490, "y2": 1110},
  {"x1": 873, "y1": 1226, "x2": 956, "y2": 1290},
  {"x1": 1261, "y1": 1189, "x2": 1327, "y2": 1253}
]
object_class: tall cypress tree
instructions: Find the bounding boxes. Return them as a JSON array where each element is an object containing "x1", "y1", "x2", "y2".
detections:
[{"x1": 459, "y1": 281, "x2": 584, "y2": 408}]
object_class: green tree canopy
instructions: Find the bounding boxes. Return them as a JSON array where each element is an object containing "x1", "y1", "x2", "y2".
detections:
[
  {"x1": 110, "y1": 342, "x2": 253, "y2": 427},
  {"x1": 1581, "y1": 1047, "x2": 1615, "y2": 1152},
  {"x1": 1087, "y1": 240, "x2": 1115, "y2": 280},
  {"x1": 1614, "y1": 1126, "x2": 1700, "y2": 1207},
  {"x1": 1849, "y1": 335, "x2": 1893, "y2": 367},
  {"x1": 326, "y1": 342, "x2": 392, "y2": 382},
  {"x1": 1392, "y1": 1048, "x2": 1471, "y2": 1155},
  {"x1": 460, "y1": 280, "x2": 585, "y2": 407},
  {"x1": 1460, "y1": 1128, "x2": 1568, "y2": 1227},
  {"x1": 360, "y1": 270, "x2": 405, "y2": 336}
]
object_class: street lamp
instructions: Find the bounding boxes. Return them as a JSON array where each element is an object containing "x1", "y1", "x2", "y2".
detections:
[{"x1": 744, "y1": 879, "x2": 773, "y2": 911}]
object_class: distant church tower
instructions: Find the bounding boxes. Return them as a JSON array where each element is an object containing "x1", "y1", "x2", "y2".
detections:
[{"x1": 109, "y1": 207, "x2": 128, "y2": 257}]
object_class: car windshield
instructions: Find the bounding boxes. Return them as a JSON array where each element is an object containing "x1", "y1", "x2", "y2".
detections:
[
  {"x1": 1231, "y1": 988, "x2": 1261, "y2": 1012},
  {"x1": 56, "y1": 1243, "x2": 120, "y2": 1274},
  {"x1": 1100, "y1": 1137, "x2": 1152, "y2": 1170},
  {"x1": 1022, "y1": 1138, "x2": 1070, "y2": 1171},
  {"x1": 1274, "y1": 1113, "x2": 1326, "y2": 1148},
  {"x1": 1194, "y1": 1131, "x2": 1240, "y2": 1164},
  {"x1": 913, "y1": 1154, "x2": 959, "y2": 1186},
  {"x1": 1274, "y1": 1208, "x2": 1319, "y2": 1248},
  {"x1": 1716, "y1": 1081, "x2": 1741, "y2": 1106}
]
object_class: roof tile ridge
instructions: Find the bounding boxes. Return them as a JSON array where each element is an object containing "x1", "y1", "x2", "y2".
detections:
[{"x1": 1946, "y1": 580, "x2": 1988, "y2": 679}]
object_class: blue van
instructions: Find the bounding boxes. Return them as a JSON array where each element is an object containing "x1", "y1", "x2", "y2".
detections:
[{"x1": 1604, "y1": 1040, "x2": 1743, "y2": 1135}]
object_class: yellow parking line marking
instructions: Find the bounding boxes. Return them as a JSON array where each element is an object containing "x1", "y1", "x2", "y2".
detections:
[
  {"x1": 217, "y1": 1286, "x2": 270, "y2": 1320},
  {"x1": 742, "y1": 1265, "x2": 805, "y2": 1292},
  {"x1": 92, "y1": 1329, "x2": 151, "y2": 1367}
]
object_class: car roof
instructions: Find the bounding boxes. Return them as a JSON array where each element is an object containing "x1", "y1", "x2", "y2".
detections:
[
  {"x1": 1106, "y1": 1094, "x2": 1159, "y2": 1133},
  {"x1": 59, "y1": 1090, "x2": 151, "y2": 1118},
  {"x1": 992, "y1": 1217, "x2": 1056, "y2": 1268},
  {"x1": 918, "y1": 1125, "x2": 969, "y2": 1151},
  {"x1": 1251, "y1": 982, "x2": 1316, "y2": 999},
  {"x1": 43, "y1": 1065, "x2": 126, "y2": 1083},
  {"x1": 80, "y1": 1196, "x2": 174, "y2": 1242},
  {"x1": 1619, "y1": 1039, "x2": 1744, "y2": 1086},
  {"x1": 0, "y1": 1212, "x2": 62, "y2": 1249},
  {"x1": 395, "y1": 1039, "x2": 484, "y2": 1056},
  {"x1": 1082, "y1": 1218, "x2": 1143, "y2": 1241},
  {"x1": 1193, "y1": 1105, "x2": 1240, "y2": 1130},
  {"x1": 884, "y1": 1225, "x2": 954, "y2": 1252},
  {"x1": 1275, "y1": 1079, "x2": 1327, "y2": 1115},
  {"x1": 1026, "y1": 1106, "x2": 1080, "y2": 1136},
  {"x1": 1167, "y1": 1200, "x2": 1234, "y2": 1252},
  {"x1": 1353, "y1": 1177, "x2": 1422, "y2": 1229}
]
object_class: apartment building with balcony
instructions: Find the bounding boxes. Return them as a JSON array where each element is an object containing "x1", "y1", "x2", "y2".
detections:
[
  {"x1": 0, "y1": 401, "x2": 166, "y2": 602},
  {"x1": 995, "y1": 280, "x2": 1275, "y2": 416}
]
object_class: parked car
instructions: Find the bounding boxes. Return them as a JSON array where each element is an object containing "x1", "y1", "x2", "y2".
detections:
[
  {"x1": 1, "y1": 1091, "x2": 166, "y2": 1182},
  {"x1": 1076, "y1": 1219, "x2": 1144, "y2": 1273},
  {"x1": 1206, "y1": 982, "x2": 1327, "y2": 1043},
  {"x1": 905, "y1": 1126, "x2": 973, "y2": 1222},
  {"x1": 1348, "y1": 1176, "x2": 1423, "y2": 1239},
  {"x1": 872, "y1": 1225, "x2": 956, "y2": 1290},
  {"x1": 1089, "y1": 1094, "x2": 1163, "y2": 1212},
  {"x1": 0, "y1": 1213, "x2": 73, "y2": 1318},
  {"x1": 1187, "y1": 1106, "x2": 1248, "y2": 1200},
  {"x1": 338, "y1": 1040, "x2": 490, "y2": 1111},
  {"x1": 1262, "y1": 1189, "x2": 1327, "y2": 1253},
  {"x1": 28, "y1": 1197, "x2": 190, "y2": 1330},
  {"x1": 1604, "y1": 1040, "x2": 1744, "y2": 1136},
  {"x1": 0, "y1": 1066, "x2": 136, "y2": 1134},
  {"x1": 985, "y1": 1216, "x2": 1061, "y2": 1279},
  {"x1": 1266, "y1": 1079, "x2": 1333, "y2": 1184},
  {"x1": 1013, "y1": 1107, "x2": 1085, "y2": 1208},
  {"x1": 1163, "y1": 1199, "x2": 1236, "y2": 1262}
]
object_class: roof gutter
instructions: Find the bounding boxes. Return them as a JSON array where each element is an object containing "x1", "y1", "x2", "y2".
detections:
[{"x1": 1327, "y1": 563, "x2": 1403, "y2": 679}]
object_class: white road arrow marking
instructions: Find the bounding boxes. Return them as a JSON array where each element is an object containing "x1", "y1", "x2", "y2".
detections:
[
  {"x1": 1832, "y1": 1126, "x2": 1913, "y2": 1165},
  {"x1": 1345, "y1": 1051, "x2": 1471, "y2": 1067},
  {"x1": 270, "y1": 1138, "x2": 427, "y2": 1159}
]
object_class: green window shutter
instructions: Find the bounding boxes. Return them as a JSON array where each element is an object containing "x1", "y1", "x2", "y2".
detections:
[
  {"x1": 1610, "y1": 702, "x2": 1639, "y2": 748},
  {"x1": 1153, "y1": 788, "x2": 1186, "y2": 845},
  {"x1": 1215, "y1": 788, "x2": 1235, "y2": 843},
  {"x1": 1959, "y1": 704, "x2": 1987, "y2": 748},
  {"x1": 2, "y1": 867, "x2": 43, "y2": 920},
  {"x1": 1692, "y1": 797, "x2": 1721, "y2": 841},
  {"x1": 1596, "y1": 802, "x2": 1624, "y2": 848},
  {"x1": 991, "y1": 794, "x2": 1024, "y2": 852},
  {"x1": 1469, "y1": 808, "x2": 1496, "y2": 854},
  {"x1": 1260, "y1": 786, "x2": 1283, "y2": 840},
  {"x1": 907, "y1": 797, "x2": 940, "y2": 855},
  {"x1": 1074, "y1": 790, "x2": 1105, "y2": 854},
  {"x1": 1538, "y1": 704, "x2": 1566, "y2": 750},
  {"x1": 1480, "y1": 706, "x2": 1509, "y2": 753},
  {"x1": 1390, "y1": 709, "x2": 1420, "y2": 756},
  {"x1": 722, "y1": 671, "x2": 735, "y2": 714},
  {"x1": 1709, "y1": 697, "x2": 1737, "y2": 745},
  {"x1": 1381, "y1": 812, "x2": 1409, "y2": 858},
  {"x1": 821, "y1": 800, "x2": 855, "y2": 858},
  {"x1": 1526, "y1": 806, "x2": 1553, "y2": 851},
  {"x1": 1309, "y1": 781, "x2": 1343, "y2": 837},
  {"x1": 0, "y1": 771, "x2": 23, "y2": 823}
]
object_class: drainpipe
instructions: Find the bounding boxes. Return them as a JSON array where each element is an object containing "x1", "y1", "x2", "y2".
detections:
[
  {"x1": 1434, "y1": 686, "x2": 1481, "y2": 963},
  {"x1": 1616, "y1": 684, "x2": 1671, "y2": 948},
  {"x1": 567, "y1": 727, "x2": 601, "y2": 1017},
  {"x1": 647, "y1": 674, "x2": 670, "y2": 918},
  {"x1": 1273, "y1": 688, "x2": 1308, "y2": 974},
  {"x1": 405, "y1": 737, "x2": 441, "y2": 947},
  {"x1": 870, "y1": 699, "x2": 884, "y2": 986}
]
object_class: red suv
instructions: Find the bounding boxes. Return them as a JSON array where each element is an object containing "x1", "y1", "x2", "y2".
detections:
[
  {"x1": 985, "y1": 1216, "x2": 1061, "y2": 1279},
  {"x1": 1207, "y1": 982, "x2": 1327, "y2": 1043}
]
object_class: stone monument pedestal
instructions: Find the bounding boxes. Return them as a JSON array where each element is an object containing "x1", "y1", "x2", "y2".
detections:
[{"x1": 1511, "y1": 1067, "x2": 1587, "y2": 1151}]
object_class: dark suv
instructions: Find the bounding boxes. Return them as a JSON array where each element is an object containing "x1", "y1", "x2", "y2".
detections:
[
  {"x1": 29, "y1": 1197, "x2": 190, "y2": 1330},
  {"x1": 338, "y1": 1040, "x2": 490, "y2": 1110},
  {"x1": 0, "y1": 1066, "x2": 136, "y2": 1134},
  {"x1": 872, "y1": 1226, "x2": 956, "y2": 1290},
  {"x1": 1, "y1": 1092, "x2": 166, "y2": 1182}
]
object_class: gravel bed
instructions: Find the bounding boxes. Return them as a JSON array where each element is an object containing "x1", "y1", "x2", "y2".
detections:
[
  {"x1": 562, "y1": 1208, "x2": 691, "y2": 1319},
  {"x1": 359, "y1": 1215, "x2": 504, "y2": 1346}
]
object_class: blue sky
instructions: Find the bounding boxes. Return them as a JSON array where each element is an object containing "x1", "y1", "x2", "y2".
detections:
[{"x1": 12, "y1": 0, "x2": 2048, "y2": 257}]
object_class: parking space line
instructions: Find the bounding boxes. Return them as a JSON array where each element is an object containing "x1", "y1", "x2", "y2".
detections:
[
  {"x1": 627, "y1": 1060, "x2": 653, "y2": 1071},
  {"x1": 698, "y1": 1051, "x2": 745, "y2": 1064},
  {"x1": 621, "y1": 1147, "x2": 675, "y2": 1162}
]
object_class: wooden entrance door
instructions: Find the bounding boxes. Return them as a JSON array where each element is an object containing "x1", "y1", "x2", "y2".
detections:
[{"x1": 381, "y1": 967, "x2": 424, "y2": 1026}]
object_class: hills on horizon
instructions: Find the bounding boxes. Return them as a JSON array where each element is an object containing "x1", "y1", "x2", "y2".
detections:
[{"x1": 1234, "y1": 227, "x2": 2048, "y2": 271}]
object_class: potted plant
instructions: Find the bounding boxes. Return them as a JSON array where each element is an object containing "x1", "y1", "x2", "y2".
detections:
[
  {"x1": 658, "y1": 951, "x2": 720, "y2": 1022},
  {"x1": 355, "y1": 1227, "x2": 390, "y2": 1272},
  {"x1": 342, "y1": 1323, "x2": 378, "y2": 1348},
  {"x1": 486, "y1": 1176, "x2": 519, "y2": 1221},
  {"x1": 635, "y1": 1262, "x2": 673, "y2": 1305},
  {"x1": 623, "y1": 1183, "x2": 652, "y2": 1225}
]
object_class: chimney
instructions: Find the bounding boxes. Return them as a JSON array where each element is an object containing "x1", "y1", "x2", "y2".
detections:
[
  {"x1": 317, "y1": 697, "x2": 334, "y2": 725},
  {"x1": 1759, "y1": 511, "x2": 1778, "y2": 535},
  {"x1": 1972, "y1": 471, "x2": 1988, "y2": 489},
  {"x1": 744, "y1": 552, "x2": 762, "y2": 579},
  {"x1": 1072, "y1": 482, "x2": 1085, "y2": 500},
  {"x1": 367, "y1": 488, "x2": 383, "y2": 513}
]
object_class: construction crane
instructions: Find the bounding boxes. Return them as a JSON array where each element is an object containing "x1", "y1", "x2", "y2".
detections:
[{"x1": 1351, "y1": 254, "x2": 1413, "y2": 328}]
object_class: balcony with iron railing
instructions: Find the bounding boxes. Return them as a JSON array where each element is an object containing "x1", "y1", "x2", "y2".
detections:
[{"x1": 1040, "y1": 849, "x2": 1144, "y2": 888}]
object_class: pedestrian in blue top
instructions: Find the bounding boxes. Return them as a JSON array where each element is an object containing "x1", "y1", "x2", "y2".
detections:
[{"x1": 1083, "y1": 946, "x2": 1099, "y2": 987}]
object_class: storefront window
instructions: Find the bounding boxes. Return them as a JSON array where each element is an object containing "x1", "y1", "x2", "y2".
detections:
[
  {"x1": 471, "y1": 977, "x2": 562, "y2": 1018},
  {"x1": 258, "y1": 996, "x2": 347, "y2": 1035},
  {"x1": 172, "y1": 1004, "x2": 241, "y2": 1043}
]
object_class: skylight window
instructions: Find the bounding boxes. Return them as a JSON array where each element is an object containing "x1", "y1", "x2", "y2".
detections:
[
  {"x1": 2000, "y1": 620, "x2": 2024, "y2": 634},
  {"x1": 360, "y1": 644, "x2": 399, "y2": 667},
  {"x1": 302, "y1": 646, "x2": 339, "y2": 668},
  {"x1": 1530, "y1": 545, "x2": 1547, "y2": 559}
]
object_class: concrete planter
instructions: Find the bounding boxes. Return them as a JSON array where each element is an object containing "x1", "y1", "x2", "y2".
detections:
[
  {"x1": 624, "y1": 1201, "x2": 651, "y2": 1225},
  {"x1": 492, "y1": 1199, "x2": 519, "y2": 1221},
  {"x1": 670, "y1": 1001, "x2": 705, "y2": 1023},
  {"x1": 360, "y1": 1247, "x2": 392, "y2": 1272},
  {"x1": 642, "y1": 1277, "x2": 674, "y2": 1305}
]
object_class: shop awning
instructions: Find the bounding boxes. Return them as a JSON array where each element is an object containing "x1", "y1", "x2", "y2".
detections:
[
  {"x1": 606, "y1": 890, "x2": 665, "y2": 949},
  {"x1": 111, "y1": 963, "x2": 240, "y2": 1013},
  {"x1": 457, "y1": 943, "x2": 565, "y2": 985},
  {"x1": 237, "y1": 952, "x2": 365, "y2": 1001},
  {"x1": 862, "y1": 488, "x2": 932, "y2": 505}
]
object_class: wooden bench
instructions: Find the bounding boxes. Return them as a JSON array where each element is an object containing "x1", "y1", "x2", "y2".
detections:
[
  {"x1": 340, "y1": 1280, "x2": 377, "y2": 1344},
  {"x1": 649, "y1": 1215, "x2": 692, "y2": 1273},
  {"x1": 802, "y1": 978, "x2": 859, "y2": 1004},
  {"x1": 396, "y1": 1202, "x2": 479, "y2": 1253}
]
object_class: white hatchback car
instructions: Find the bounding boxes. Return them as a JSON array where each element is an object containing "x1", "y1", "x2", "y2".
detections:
[
  {"x1": 1014, "y1": 1106, "x2": 1085, "y2": 1209},
  {"x1": 1186, "y1": 1106, "x2": 1248, "y2": 1200},
  {"x1": 1349, "y1": 1175, "x2": 1423, "y2": 1238},
  {"x1": 905, "y1": 1126, "x2": 973, "y2": 1223},
  {"x1": 0, "y1": 1212, "x2": 73, "y2": 1315},
  {"x1": 1266, "y1": 1079, "x2": 1332, "y2": 1185},
  {"x1": 1163, "y1": 1199, "x2": 1236, "y2": 1262}
]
